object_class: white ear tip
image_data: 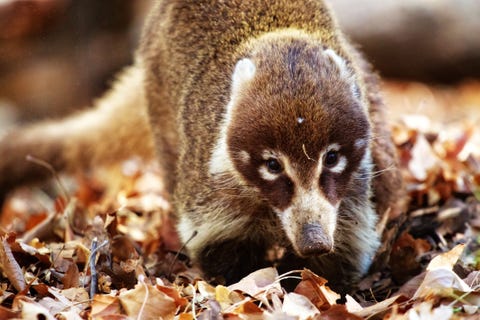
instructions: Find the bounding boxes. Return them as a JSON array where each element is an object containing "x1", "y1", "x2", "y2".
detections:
[
  {"x1": 233, "y1": 58, "x2": 256, "y2": 85},
  {"x1": 323, "y1": 49, "x2": 348, "y2": 75}
]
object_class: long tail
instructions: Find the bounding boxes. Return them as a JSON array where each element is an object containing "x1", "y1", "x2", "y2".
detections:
[{"x1": 0, "y1": 64, "x2": 155, "y2": 195}]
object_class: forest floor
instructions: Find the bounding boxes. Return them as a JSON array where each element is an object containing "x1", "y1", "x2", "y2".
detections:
[{"x1": 0, "y1": 80, "x2": 479, "y2": 319}]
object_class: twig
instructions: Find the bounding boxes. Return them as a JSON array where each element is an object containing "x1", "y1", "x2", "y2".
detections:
[
  {"x1": 88, "y1": 238, "x2": 109, "y2": 298},
  {"x1": 89, "y1": 238, "x2": 98, "y2": 299},
  {"x1": 26, "y1": 154, "x2": 70, "y2": 205},
  {"x1": 168, "y1": 230, "x2": 197, "y2": 278}
]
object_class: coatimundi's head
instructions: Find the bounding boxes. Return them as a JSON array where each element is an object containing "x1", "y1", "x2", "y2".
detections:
[{"x1": 210, "y1": 31, "x2": 372, "y2": 258}]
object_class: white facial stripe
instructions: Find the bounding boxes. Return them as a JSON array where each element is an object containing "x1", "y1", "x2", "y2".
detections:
[
  {"x1": 318, "y1": 143, "x2": 348, "y2": 174},
  {"x1": 209, "y1": 131, "x2": 233, "y2": 174},
  {"x1": 258, "y1": 166, "x2": 278, "y2": 181},
  {"x1": 260, "y1": 150, "x2": 298, "y2": 183},
  {"x1": 359, "y1": 148, "x2": 373, "y2": 176},
  {"x1": 326, "y1": 143, "x2": 341, "y2": 152},
  {"x1": 329, "y1": 155, "x2": 347, "y2": 174}
]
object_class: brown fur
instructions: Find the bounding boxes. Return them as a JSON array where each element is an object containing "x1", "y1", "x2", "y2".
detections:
[{"x1": 0, "y1": 0, "x2": 404, "y2": 293}]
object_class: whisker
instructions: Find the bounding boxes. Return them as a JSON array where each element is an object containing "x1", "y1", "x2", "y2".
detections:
[
  {"x1": 364, "y1": 133, "x2": 397, "y2": 143},
  {"x1": 352, "y1": 164, "x2": 400, "y2": 181}
]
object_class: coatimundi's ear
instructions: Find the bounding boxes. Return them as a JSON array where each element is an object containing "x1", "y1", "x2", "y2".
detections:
[
  {"x1": 323, "y1": 49, "x2": 361, "y2": 100},
  {"x1": 224, "y1": 58, "x2": 257, "y2": 120},
  {"x1": 209, "y1": 58, "x2": 256, "y2": 176},
  {"x1": 231, "y1": 58, "x2": 256, "y2": 98}
]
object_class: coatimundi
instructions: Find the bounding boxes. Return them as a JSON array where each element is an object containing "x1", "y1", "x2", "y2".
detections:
[{"x1": 0, "y1": 0, "x2": 403, "y2": 292}]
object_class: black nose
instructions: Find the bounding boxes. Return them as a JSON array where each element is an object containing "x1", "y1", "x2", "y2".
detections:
[{"x1": 298, "y1": 223, "x2": 333, "y2": 256}]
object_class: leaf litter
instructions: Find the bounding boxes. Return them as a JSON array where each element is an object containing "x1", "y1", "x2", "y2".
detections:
[{"x1": 0, "y1": 80, "x2": 479, "y2": 319}]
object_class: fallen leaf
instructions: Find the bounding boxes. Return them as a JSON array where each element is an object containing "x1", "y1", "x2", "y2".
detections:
[
  {"x1": 427, "y1": 244, "x2": 465, "y2": 271},
  {"x1": 408, "y1": 134, "x2": 439, "y2": 181},
  {"x1": 0, "y1": 235, "x2": 26, "y2": 292},
  {"x1": 282, "y1": 292, "x2": 319, "y2": 319},
  {"x1": 91, "y1": 294, "x2": 123, "y2": 318},
  {"x1": 156, "y1": 282, "x2": 188, "y2": 307},
  {"x1": 0, "y1": 305, "x2": 18, "y2": 319},
  {"x1": 118, "y1": 280, "x2": 177, "y2": 320},
  {"x1": 390, "y1": 232, "x2": 430, "y2": 284},
  {"x1": 232, "y1": 300, "x2": 263, "y2": 315},
  {"x1": 352, "y1": 295, "x2": 403, "y2": 318},
  {"x1": 345, "y1": 295, "x2": 363, "y2": 313},
  {"x1": 294, "y1": 269, "x2": 340, "y2": 311},
  {"x1": 197, "y1": 280, "x2": 216, "y2": 300},
  {"x1": 413, "y1": 267, "x2": 471, "y2": 299},
  {"x1": 228, "y1": 267, "x2": 281, "y2": 302},
  {"x1": 321, "y1": 304, "x2": 363, "y2": 320}
]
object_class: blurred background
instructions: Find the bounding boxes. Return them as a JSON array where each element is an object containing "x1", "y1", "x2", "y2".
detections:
[
  {"x1": 0, "y1": 0, "x2": 151, "y2": 127},
  {"x1": 0, "y1": 0, "x2": 479, "y2": 127}
]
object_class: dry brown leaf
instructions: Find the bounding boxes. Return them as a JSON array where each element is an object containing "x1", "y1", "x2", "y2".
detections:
[
  {"x1": 0, "y1": 235, "x2": 26, "y2": 292},
  {"x1": 197, "y1": 280, "x2": 216, "y2": 299},
  {"x1": 34, "y1": 286, "x2": 89, "y2": 316},
  {"x1": 427, "y1": 243, "x2": 465, "y2": 271},
  {"x1": 22, "y1": 212, "x2": 58, "y2": 243},
  {"x1": 156, "y1": 282, "x2": 189, "y2": 308},
  {"x1": 321, "y1": 304, "x2": 363, "y2": 320},
  {"x1": 228, "y1": 267, "x2": 281, "y2": 300},
  {"x1": 352, "y1": 295, "x2": 403, "y2": 318},
  {"x1": 91, "y1": 294, "x2": 123, "y2": 318},
  {"x1": 59, "y1": 287, "x2": 89, "y2": 305},
  {"x1": 118, "y1": 280, "x2": 177, "y2": 320},
  {"x1": 62, "y1": 262, "x2": 80, "y2": 289},
  {"x1": 0, "y1": 305, "x2": 18, "y2": 319},
  {"x1": 390, "y1": 232, "x2": 431, "y2": 284},
  {"x1": 216, "y1": 284, "x2": 235, "y2": 309},
  {"x1": 233, "y1": 300, "x2": 263, "y2": 315},
  {"x1": 411, "y1": 244, "x2": 470, "y2": 300},
  {"x1": 294, "y1": 269, "x2": 340, "y2": 311},
  {"x1": 177, "y1": 313, "x2": 195, "y2": 320}
]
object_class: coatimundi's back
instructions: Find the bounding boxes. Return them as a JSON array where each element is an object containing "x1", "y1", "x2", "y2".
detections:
[{"x1": 0, "y1": 0, "x2": 403, "y2": 293}]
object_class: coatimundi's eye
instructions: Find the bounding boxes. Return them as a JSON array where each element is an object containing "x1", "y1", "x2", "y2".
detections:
[
  {"x1": 324, "y1": 150, "x2": 339, "y2": 167},
  {"x1": 266, "y1": 158, "x2": 282, "y2": 173}
]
